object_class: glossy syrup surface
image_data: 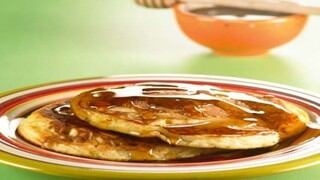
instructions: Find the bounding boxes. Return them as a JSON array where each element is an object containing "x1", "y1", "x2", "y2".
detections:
[
  {"x1": 190, "y1": 6, "x2": 291, "y2": 20},
  {"x1": 76, "y1": 82, "x2": 303, "y2": 138}
]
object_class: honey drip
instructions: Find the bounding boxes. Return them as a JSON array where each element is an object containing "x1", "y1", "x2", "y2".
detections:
[{"x1": 77, "y1": 82, "x2": 299, "y2": 137}]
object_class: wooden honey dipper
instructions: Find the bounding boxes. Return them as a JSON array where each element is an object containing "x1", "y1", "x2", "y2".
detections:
[{"x1": 135, "y1": 0, "x2": 320, "y2": 15}]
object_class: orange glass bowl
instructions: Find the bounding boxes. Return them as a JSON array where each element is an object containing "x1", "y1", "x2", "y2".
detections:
[{"x1": 173, "y1": 5, "x2": 308, "y2": 56}]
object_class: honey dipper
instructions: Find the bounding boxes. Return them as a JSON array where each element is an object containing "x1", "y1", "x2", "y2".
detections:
[{"x1": 135, "y1": 0, "x2": 320, "y2": 15}]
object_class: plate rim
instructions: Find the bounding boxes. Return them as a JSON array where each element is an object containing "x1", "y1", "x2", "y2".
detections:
[{"x1": 0, "y1": 148, "x2": 319, "y2": 179}]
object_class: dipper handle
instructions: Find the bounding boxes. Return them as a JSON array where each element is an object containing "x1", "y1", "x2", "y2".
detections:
[{"x1": 135, "y1": 0, "x2": 320, "y2": 15}]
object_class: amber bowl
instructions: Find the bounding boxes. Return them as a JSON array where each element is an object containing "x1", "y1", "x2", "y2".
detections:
[{"x1": 173, "y1": 5, "x2": 308, "y2": 56}]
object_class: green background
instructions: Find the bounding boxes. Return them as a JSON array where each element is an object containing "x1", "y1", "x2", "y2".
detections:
[{"x1": 0, "y1": 0, "x2": 319, "y2": 179}]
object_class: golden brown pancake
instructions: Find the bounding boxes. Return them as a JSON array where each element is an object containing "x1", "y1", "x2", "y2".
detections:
[
  {"x1": 17, "y1": 101, "x2": 216, "y2": 161},
  {"x1": 70, "y1": 82, "x2": 308, "y2": 149}
]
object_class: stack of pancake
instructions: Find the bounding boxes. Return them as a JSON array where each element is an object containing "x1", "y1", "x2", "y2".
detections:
[{"x1": 18, "y1": 83, "x2": 308, "y2": 161}]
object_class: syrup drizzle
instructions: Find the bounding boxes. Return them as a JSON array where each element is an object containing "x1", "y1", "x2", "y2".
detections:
[
  {"x1": 75, "y1": 82, "x2": 304, "y2": 138},
  {"x1": 90, "y1": 82, "x2": 288, "y2": 114}
]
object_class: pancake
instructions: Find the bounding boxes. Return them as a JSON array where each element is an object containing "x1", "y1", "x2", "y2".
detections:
[
  {"x1": 17, "y1": 101, "x2": 216, "y2": 161},
  {"x1": 70, "y1": 82, "x2": 308, "y2": 149}
]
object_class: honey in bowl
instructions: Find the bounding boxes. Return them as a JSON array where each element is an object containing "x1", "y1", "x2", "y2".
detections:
[{"x1": 190, "y1": 6, "x2": 292, "y2": 20}]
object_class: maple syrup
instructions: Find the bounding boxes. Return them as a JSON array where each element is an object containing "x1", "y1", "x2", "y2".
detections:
[{"x1": 75, "y1": 82, "x2": 303, "y2": 139}]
